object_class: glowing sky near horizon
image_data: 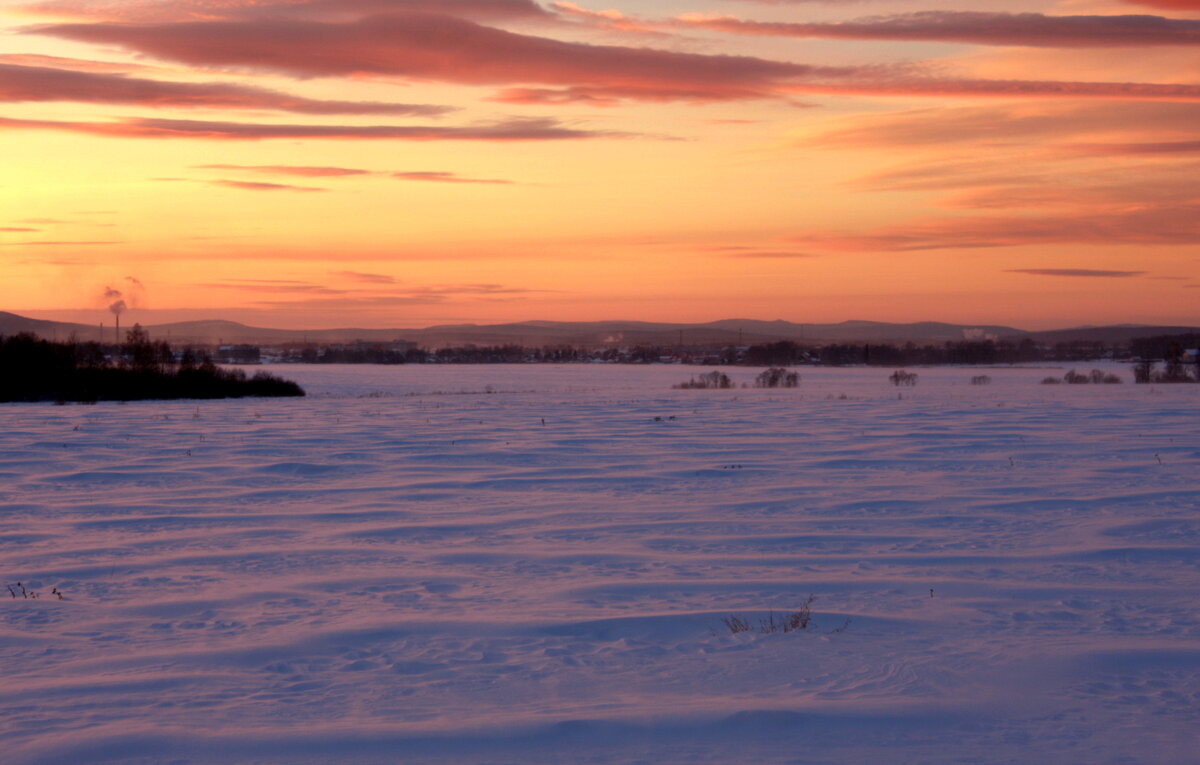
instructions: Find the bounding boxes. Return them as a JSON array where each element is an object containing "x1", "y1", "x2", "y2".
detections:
[{"x1": 1, "y1": 0, "x2": 1198, "y2": 329}]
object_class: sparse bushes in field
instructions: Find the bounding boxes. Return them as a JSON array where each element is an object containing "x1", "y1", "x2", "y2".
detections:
[
  {"x1": 1134, "y1": 358, "x2": 1199, "y2": 383},
  {"x1": 755, "y1": 367, "x2": 799, "y2": 388},
  {"x1": 1045, "y1": 369, "x2": 1123, "y2": 386},
  {"x1": 971, "y1": 375, "x2": 992, "y2": 386},
  {"x1": 722, "y1": 596, "x2": 816, "y2": 635},
  {"x1": 1064, "y1": 369, "x2": 1090, "y2": 384},
  {"x1": 6, "y1": 581, "x2": 62, "y2": 600},
  {"x1": 889, "y1": 370, "x2": 918, "y2": 387},
  {"x1": 674, "y1": 370, "x2": 733, "y2": 389}
]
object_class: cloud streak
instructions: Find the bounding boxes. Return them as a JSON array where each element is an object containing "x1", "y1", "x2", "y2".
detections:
[
  {"x1": 27, "y1": 13, "x2": 846, "y2": 104},
  {"x1": 794, "y1": 204, "x2": 1200, "y2": 251},
  {"x1": 208, "y1": 179, "x2": 327, "y2": 191},
  {"x1": 0, "y1": 62, "x2": 452, "y2": 115},
  {"x1": 32, "y1": 13, "x2": 1200, "y2": 106},
  {"x1": 21, "y1": 0, "x2": 554, "y2": 23},
  {"x1": 0, "y1": 115, "x2": 620, "y2": 141},
  {"x1": 392, "y1": 171, "x2": 512, "y2": 184},
  {"x1": 332, "y1": 270, "x2": 397, "y2": 284},
  {"x1": 195, "y1": 164, "x2": 373, "y2": 176},
  {"x1": 678, "y1": 11, "x2": 1200, "y2": 48},
  {"x1": 1006, "y1": 269, "x2": 1146, "y2": 277}
]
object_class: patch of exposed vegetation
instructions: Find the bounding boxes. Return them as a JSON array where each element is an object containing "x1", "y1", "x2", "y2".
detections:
[
  {"x1": 674, "y1": 370, "x2": 733, "y2": 389},
  {"x1": 755, "y1": 367, "x2": 799, "y2": 388},
  {"x1": 1042, "y1": 369, "x2": 1123, "y2": 385},
  {"x1": 721, "y1": 596, "x2": 819, "y2": 635},
  {"x1": 0, "y1": 329, "x2": 305, "y2": 403}
]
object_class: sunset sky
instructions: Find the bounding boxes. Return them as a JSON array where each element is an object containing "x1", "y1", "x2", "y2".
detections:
[{"x1": 2, "y1": 0, "x2": 1198, "y2": 329}]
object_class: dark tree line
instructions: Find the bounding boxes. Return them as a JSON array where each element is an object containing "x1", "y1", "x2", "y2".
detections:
[{"x1": 0, "y1": 328, "x2": 304, "y2": 403}]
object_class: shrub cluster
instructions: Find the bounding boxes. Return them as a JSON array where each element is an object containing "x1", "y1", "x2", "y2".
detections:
[
  {"x1": 0, "y1": 330, "x2": 305, "y2": 403},
  {"x1": 755, "y1": 367, "x2": 799, "y2": 388},
  {"x1": 1134, "y1": 358, "x2": 1200, "y2": 384},
  {"x1": 674, "y1": 370, "x2": 733, "y2": 389},
  {"x1": 889, "y1": 370, "x2": 919, "y2": 386},
  {"x1": 1042, "y1": 369, "x2": 1122, "y2": 385}
]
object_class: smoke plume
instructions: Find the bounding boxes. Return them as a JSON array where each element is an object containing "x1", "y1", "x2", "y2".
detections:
[{"x1": 100, "y1": 276, "x2": 145, "y2": 317}]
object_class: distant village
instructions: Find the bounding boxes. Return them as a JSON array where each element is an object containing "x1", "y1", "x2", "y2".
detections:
[{"x1": 198, "y1": 334, "x2": 1199, "y2": 369}]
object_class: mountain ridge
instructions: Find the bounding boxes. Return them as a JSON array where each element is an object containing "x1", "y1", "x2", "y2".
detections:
[{"x1": 2, "y1": 311, "x2": 1196, "y2": 348}]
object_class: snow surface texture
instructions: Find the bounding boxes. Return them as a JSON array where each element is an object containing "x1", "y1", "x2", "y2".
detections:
[{"x1": 2, "y1": 364, "x2": 1198, "y2": 764}]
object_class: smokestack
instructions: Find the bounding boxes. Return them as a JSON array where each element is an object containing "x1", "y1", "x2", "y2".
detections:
[{"x1": 107, "y1": 296, "x2": 126, "y2": 343}]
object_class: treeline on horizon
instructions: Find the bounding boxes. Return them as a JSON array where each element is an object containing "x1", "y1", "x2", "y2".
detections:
[
  {"x1": 285, "y1": 334, "x2": 1200, "y2": 367},
  {"x1": 0, "y1": 329, "x2": 304, "y2": 403}
]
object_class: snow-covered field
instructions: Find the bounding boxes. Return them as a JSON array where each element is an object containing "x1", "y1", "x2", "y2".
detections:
[{"x1": 3, "y1": 364, "x2": 1199, "y2": 764}]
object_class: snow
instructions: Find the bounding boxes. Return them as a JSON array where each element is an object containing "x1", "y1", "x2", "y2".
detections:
[{"x1": 2, "y1": 363, "x2": 1198, "y2": 764}]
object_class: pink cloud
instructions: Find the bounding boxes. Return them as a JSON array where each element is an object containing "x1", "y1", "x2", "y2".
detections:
[
  {"x1": 1063, "y1": 140, "x2": 1200, "y2": 155},
  {"x1": 0, "y1": 53, "x2": 163, "y2": 74},
  {"x1": 678, "y1": 11, "x2": 1200, "y2": 48},
  {"x1": 28, "y1": 14, "x2": 836, "y2": 104},
  {"x1": 22, "y1": 0, "x2": 551, "y2": 23},
  {"x1": 0, "y1": 240, "x2": 121, "y2": 246},
  {"x1": 1, "y1": 227, "x2": 40, "y2": 232},
  {"x1": 1120, "y1": 1, "x2": 1200, "y2": 9},
  {"x1": 30, "y1": 12, "x2": 1200, "y2": 106},
  {"x1": 1006, "y1": 269, "x2": 1146, "y2": 277},
  {"x1": 793, "y1": 204, "x2": 1200, "y2": 251},
  {"x1": 550, "y1": 2, "x2": 665, "y2": 36},
  {"x1": 332, "y1": 270, "x2": 396, "y2": 284},
  {"x1": 0, "y1": 115, "x2": 620, "y2": 141},
  {"x1": 0, "y1": 62, "x2": 452, "y2": 115},
  {"x1": 196, "y1": 164, "x2": 373, "y2": 176},
  {"x1": 201, "y1": 281, "x2": 347, "y2": 294},
  {"x1": 207, "y1": 179, "x2": 327, "y2": 191},
  {"x1": 812, "y1": 103, "x2": 1200, "y2": 148},
  {"x1": 392, "y1": 171, "x2": 512, "y2": 184}
]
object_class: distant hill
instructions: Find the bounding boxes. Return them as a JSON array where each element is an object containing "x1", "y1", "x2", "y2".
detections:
[
  {"x1": 1010, "y1": 325, "x2": 1200, "y2": 344},
  {"x1": 3, "y1": 311, "x2": 1197, "y2": 348}
]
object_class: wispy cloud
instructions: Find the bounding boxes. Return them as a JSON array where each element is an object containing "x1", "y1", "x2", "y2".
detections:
[
  {"x1": 1006, "y1": 269, "x2": 1147, "y2": 277},
  {"x1": 332, "y1": 270, "x2": 397, "y2": 284},
  {"x1": 29, "y1": 12, "x2": 1200, "y2": 106},
  {"x1": 549, "y1": 2, "x2": 666, "y2": 36},
  {"x1": 208, "y1": 179, "x2": 327, "y2": 192},
  {"x1": 29, "y1": 14, "x2": 820, "y2": 104},
  {"x1": 1119, "y1": 1, "x2": 1200, "y2": 10},
  {"x1": 810, "y1": 102, "x2": 1200, "y2": 148},
  {"x1": 201, "y1": 281, "x2": 348, "y2": 295},
  {"x1": 0, "y1": 62, "x2": 452, "y2": 115},
  {"x1": 23, "y1": 0, "x2": 554, "y2": 23},
  {"x1": 0, "y1": 240, "x2": 121, "y2": 246},
  {"x1": 794, "y1": 204, "x2": 1200, "y2": 251},
  {"x1": 392, "y1": 171, "x2": 513, "y2": 184},
  {"x1": 0, "y1": 115, "x2": 621, "y2": 141},
  {"x1": 195, "y1": 164, "x2": 373, "y2": 177},
  {"x1": 678, "y1": 11, "x2": 1200, "y2": 48}
]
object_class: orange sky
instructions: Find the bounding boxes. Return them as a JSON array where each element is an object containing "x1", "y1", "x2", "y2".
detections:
[{"x1": 2, "y1": 0, "x2": 1198, "y2": 330}]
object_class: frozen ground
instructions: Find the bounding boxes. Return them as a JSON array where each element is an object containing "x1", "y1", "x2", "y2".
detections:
[{"x1": 2, "y1": 363, "x2": 1198, "y2": 764}]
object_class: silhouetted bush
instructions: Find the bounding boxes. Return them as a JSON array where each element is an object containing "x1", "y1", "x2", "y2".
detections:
[
  {"x1": 889, "y1": 370, "x2": 918, "y2": 386},
  {"x1": 1041, "y1": 377, "x2": 1062, "y2": 385},
  {"x1": 674, "y1": 370, "x2": 733, "y2": 389},
  {"x1": 970, "y1": 375, "x2": 992, "y2": 385},
  {"x1": 755, "y1": 367, "x2": 799, "y2": 388},
  {"x1": 1135, "y1": 359, "x2": 1199, "y2": 384},
  {"x1": 0, "y1": 331, "x2": 304, "y2": 403}
]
